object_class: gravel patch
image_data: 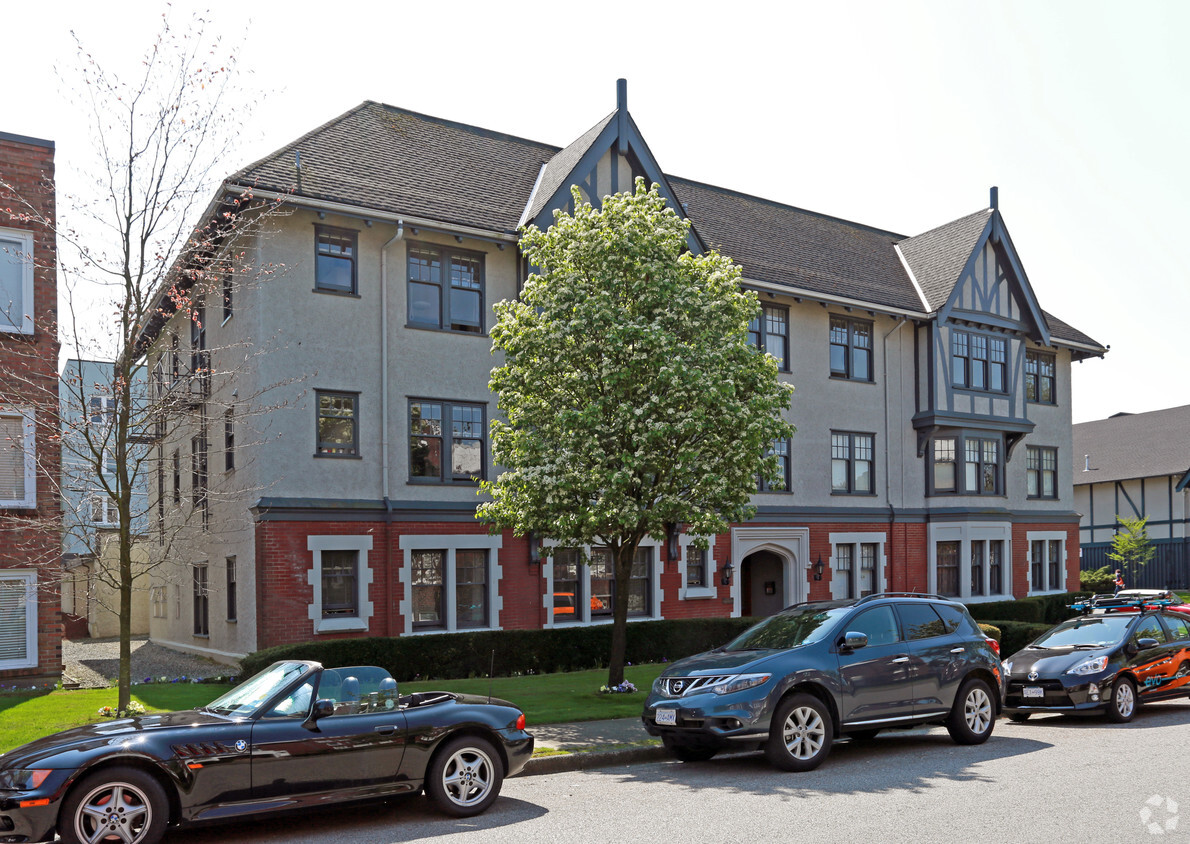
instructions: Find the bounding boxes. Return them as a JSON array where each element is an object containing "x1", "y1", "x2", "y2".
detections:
[{"x1": 63, "y1": 636, "x2": 238, "y2": 689}]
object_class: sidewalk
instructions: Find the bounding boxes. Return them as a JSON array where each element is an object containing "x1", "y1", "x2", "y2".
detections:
[{"x1": 521, "y1": 717, "x2": 669, "y2": 776}]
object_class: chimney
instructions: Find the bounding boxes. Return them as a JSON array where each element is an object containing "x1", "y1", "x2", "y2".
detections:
[{"x1": 617, "y1": 79, "x2": 628, "y2": 156}]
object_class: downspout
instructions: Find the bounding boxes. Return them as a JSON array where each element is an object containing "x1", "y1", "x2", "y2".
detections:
[
  {"x1": 883, "y1": 317, "x2": 908, "y2": 589},
  {"x1": 381, "y1": 221, "x2": 404, "y2": 636}
]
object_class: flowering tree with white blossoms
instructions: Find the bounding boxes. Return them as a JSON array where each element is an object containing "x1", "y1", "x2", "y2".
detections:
[{"x1": 480, "y1": 179, "x2": 795, "y2": 685}]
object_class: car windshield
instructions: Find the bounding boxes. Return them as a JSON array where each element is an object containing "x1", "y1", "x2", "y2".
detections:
[
  {"x1": 204, "y1": 661, "x2": 312, "y2": 717},
  {"x1": 722, "y1": 604, "x2": 852, "y2": 651},
  {"x1": 1032, "y1": 616, "x2": 1134, "y2": 649}
]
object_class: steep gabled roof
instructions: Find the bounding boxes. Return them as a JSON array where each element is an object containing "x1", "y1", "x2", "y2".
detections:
[
  {"x1": 1073, "y1": 405, "x2": 1190, "y2": 489},
  {"x1": 521, "y1": 112, "x2": 616, "y2": 225},
  {"x1": 896, "y1": 209, "x2": 992, "y2": 311}
]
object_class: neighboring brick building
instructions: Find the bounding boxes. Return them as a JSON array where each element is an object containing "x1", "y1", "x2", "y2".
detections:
[
  {"x1": 141, "y1": 83, "x2": 1105, "y2": 660},
  {"x1": 0, "y1": 130, "x2": 62, "y2": 683}
]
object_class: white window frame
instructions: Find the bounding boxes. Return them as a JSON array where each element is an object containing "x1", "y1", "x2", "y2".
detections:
[
  {"x1": 0, "y1": 408, "x2": 37, "y2": 508},
  {"x1": 0, "y1": 228, "x2": 34, "y2": 335},
  {"x1": 0, "y1": 571, "x2": 38, "y2": 670},
  {"x1": 89, "y1": 491, "x2": 118, "y2": 526},
  {"x1": 1026, "y1": 530, "x2": 1067, "y2": 595},
  {"x1": 542, "y1": 539, "x2": 664, "y2": 627},
  {"x1": 829, "y1": 532, "x2": 887, "y2": 600},
  {"x1": 398, "y1": 534, "x2": 503, "y2": 635},
  {"x1": 678, "y1": 536, "x2": 718, "y2": 600},
  {"x1": 307, "y1": 534, "x2": 375, "y2": 633},
  {"x1": 927, "y1": 522, "x2": 1013, "y2": 603}
]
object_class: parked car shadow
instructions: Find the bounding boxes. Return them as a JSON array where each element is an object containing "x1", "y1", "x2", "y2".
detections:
[
  {"x1": 598, "y1": 727, "x2": 1053, "y2": 797},
  {"x1": 168, "y1": 796, "x2": 549, "y2": 844},
  {"x1": 1001, "y1": 698, "x2": 1190, "y2": 731}
]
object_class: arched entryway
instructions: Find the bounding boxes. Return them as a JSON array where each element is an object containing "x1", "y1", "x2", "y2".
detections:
[{"x1": 741, "y1": 550, "x2": 785, "y2": 617}]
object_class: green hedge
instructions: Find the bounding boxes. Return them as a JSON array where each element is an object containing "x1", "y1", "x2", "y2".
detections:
[
  {"x1": 966, "y1": 592, "x2": 1090, "y2": 626},
  {"x1": 242, "y1": 618, "x2": 759, "y2": 682},
  {"x1": 982, "y1": 620, "x2": 1052, "y2": 657}
]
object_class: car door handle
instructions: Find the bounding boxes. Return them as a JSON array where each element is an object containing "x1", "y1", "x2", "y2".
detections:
[
  {"x1": 890, "y1": 657, "x2": 910, "y2": 664},
  {"x1": 374, "y1": 725, "x2": 397, "y2": 735},
  {"x1": 950, "y1": 647, "x2": 965, "y2": 654}
]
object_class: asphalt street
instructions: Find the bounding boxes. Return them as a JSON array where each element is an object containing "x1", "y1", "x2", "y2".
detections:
[{"x1": 169, "y1": 700, "x2": 1190, "y2": 844}]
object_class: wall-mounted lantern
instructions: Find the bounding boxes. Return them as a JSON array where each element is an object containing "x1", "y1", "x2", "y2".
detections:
[
  {"x1": 720, "y1": 557, "x2": 734, "y2": 586},
  {"x1": 813, "y1": 554, "x2": 825, "y2": 581},
  {"x1": 665, "y1": 522, "x2": 680, "y2": 562},
  {"x1": 528, "y1": 532, "x2": 540, "y2": 569}
]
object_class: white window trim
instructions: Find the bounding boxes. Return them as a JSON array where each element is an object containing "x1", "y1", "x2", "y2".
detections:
[
  {"x1": 0, "y1": 570, "x2": 38, "y2": 670},
  {"x1": 307, "y1": 534, "x2": 375, "y2": 634},
  {"x1": 1026, "y1": 531, "x2": 1067, "y2": 596},
  {"x1": 0, "y1": 408, "x2": 37, "y2": 508},
  {"x1": 927, "y1": 522, "x2": 1013, "y2": 603},
  {"x1": 89, "y1": 491, "x2": 117, "y2": 526},
  {"x1": 678, "y1": 535, "x2": 718, "y2": 600},
  {"x1": 828, "y1": 532, "x2": 887, "y2": 600},
  {"x1": 541, "y1": 539, "x2": 664, "y2": 627},
  {"x1": 0, "y1": 228, "x2": 35, "y2": 335},
  {"x1": 398, "y1": 534, "x2": 503, "y2": 635}
]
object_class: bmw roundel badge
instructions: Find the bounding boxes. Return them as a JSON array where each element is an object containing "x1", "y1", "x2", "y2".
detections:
[{"x1": 235, "y1": 739, "x2": 248, "y2": 753}]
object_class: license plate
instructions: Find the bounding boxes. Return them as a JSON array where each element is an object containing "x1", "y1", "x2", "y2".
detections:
[
  {"x1": 1023, "y1": 686, "x2": 1044, "y2": 698},
  {"x1": 655, "y1": 708, "x2": 677, "y2": 725}
]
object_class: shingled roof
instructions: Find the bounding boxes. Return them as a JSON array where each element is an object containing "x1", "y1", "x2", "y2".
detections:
[
  {"x1": 228, "y1": 100, "x2": 1103, "y2": 352},
  {"x1": 1073, "y1": 405, "x2": 1190, "y2": 488}
]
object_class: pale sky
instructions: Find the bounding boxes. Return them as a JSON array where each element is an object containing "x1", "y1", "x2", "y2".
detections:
[{"x1": 7, "y1": 0, "x2": 1187, "y2": 423}]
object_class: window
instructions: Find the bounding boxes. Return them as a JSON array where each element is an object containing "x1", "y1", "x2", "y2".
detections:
[
  {"x1": 0, "y1": 228, "x2": 34, "y2": 335},
  {"x1": 89, "y1": 492, "x2": 117, "y2": 525},
  {"x1": 829, "y1": 316, "x2": 872, "y2": 381},
  {"x1": 1131, "y1": 616, "x2": 1167, "y2": 647},
  {"x1": 931, "y1": 434, "x2": 1002, "y2": 496},
  {"x1": 952, "y1": 331, "x2": 1006, "y2": 392},
  {"x1": 171, "y1": 450, "x2": 180, "y2": 505},
  {"x1": 411, "y1": 550, "x2": 444, "y2": 629},
  {"x1": 308, "y1": 535, "x2": 374, "y2": 633},
  {"x1": 226, "y1": 556, "x2": 237, "y2": 622},
  {"x1": 970, "y1": 542, "x2": 984, "y2": 597},
  {"x1": 224, "y1": 410, "x2": 235, "y2": 472},
  {"x1": 409, "y1": 400, "x2": 484, "y2": 483},
  {"x1": 989, "y1": 540, "x2": 1004, "y2": 594},
  {"x1": 156, "y1": 445, "x2": 165, "y2": 544},
  {"x1": 0, "y1": 411, "x2": 36, "y2": 508},
  {"x1": 748, "y1": 304, "x2": 789, "y2": 370},
  {"x1": 315, "y1": 226, "x2": 358, "y2": 294},
  {"x1": 193, "y1": 564, "x2": 209, "y2": 636},
  {"x1": 321, "y1": 550, "x2": 359, "y2": 619},
  {"x1": 847, "y1": 606, "x2": 900, "y2": 647},
  {"x1": 407, "y1": 243, "x2": 484, "y2": 333},
  {"x1": 835, "y1": 545, "x2": 854, "y2": 598},
  {"x1": 898, "y1": 603, "x2": 948, "y2": 640},
  {"x1": 831, "y1": 432, "x2": 874, "y2": 494},
  {"x1": 0, "y1": 572, "x2": 37, "y2": 669},
  {"x1": 832, "y1": 537, "x2": 882, "y2": 600},
  {"x1": 316, "y1": 391, "x2": 359, "y2": 457},
  {"x1": 1025, "y1": 350, "x2": 1056, "y2": 404},
  {"x1": 686, "y1": 547, "x2": 708, "y2": 589},
  {"x1": 553, "y1": 548, "x2": 582, "y2": 621},
  {"x1": 455, "y1": 549, "x2": 488, "y2": 629},
  {"x1": 758, "y1": 437, "x2": 790, "y2": 492},
  {"x1": 1026, "y1": 446, "x2": 1057, "y2": 499},
  {"x1": 965, "y1": 438, "x2": 1000, "y2": 495},
  {"x1": 189, "y1": 298, "x2": 207, "y2": 377},
  {"x1": 222, "y1": 272, "x2": 234, "y2": 322},
  {"x1": 89, "y1": 396, "x2": 116, "y2": 425},
  {"x1": 589, "y1": 547, "x2": 652, "y2": 618},
  {"x1": 1162, "y1": 614, "x2": 1190, "y2": 642},
  {"x1": 191, "y1": 433, "x2": 208, "y2": 528},
  {"x1": 936, "y1": 541, "x2": 960, "y2": 597},
  {"x1": 1028, "y1": 533, "x2": 1066, "y2": 593},
  {"x1": 151, "y1": 586, "x2": 167, "y2": 619}
]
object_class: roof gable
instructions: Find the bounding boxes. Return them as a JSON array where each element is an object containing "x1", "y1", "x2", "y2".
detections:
[{"x1": 1073, "y1": 404, "x2": 1190, "y2": 487}]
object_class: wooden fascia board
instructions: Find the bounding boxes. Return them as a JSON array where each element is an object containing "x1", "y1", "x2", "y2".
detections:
[
  {"x1": 528, "y1": 119, "x2": 622, "y2": 231},
  {"x1": 989, "y1": 213, "x2": 1051, "y2": 346},
  {"x1": 1176, "y1": 469, "x2": 1190, "y2": 493}
]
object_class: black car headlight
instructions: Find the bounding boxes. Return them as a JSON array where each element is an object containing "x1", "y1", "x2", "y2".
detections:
[
  {"x1": 1066, "y1": 656, "x2": 1109, "y2": 676},
  {"x1": 0, "y1": 769, "x2": 52, "y2": 791},
  {"x1": 710, "y1": 674, "x2": 772, "y2": 695}
]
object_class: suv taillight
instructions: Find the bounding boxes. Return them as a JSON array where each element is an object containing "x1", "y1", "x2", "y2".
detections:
[{"x1": 985, "y1": 636, "x2": 1000, "y2": 656}]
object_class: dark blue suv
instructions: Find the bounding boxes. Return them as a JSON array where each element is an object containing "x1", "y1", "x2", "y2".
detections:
[{"x1": 642, "y1": 594, "x2": 1002, "y2": 771}]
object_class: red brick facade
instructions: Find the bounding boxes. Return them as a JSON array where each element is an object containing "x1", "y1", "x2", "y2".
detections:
[{"x1": 0, "y1": 131, "x2": 62, "y2": 684}]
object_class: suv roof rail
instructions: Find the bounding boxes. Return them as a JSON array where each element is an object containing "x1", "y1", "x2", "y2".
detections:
[
  {"x1": 854, "y1": 592, "x2": 946, "y2": 605},
  {"x1": 1070, "y1": 594, "x2": 1179, "y2": 615}
]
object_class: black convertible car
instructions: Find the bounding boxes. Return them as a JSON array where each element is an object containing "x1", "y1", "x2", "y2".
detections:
[{"x1": 0, "y1": 661, "x2": 534, "y2": 844}]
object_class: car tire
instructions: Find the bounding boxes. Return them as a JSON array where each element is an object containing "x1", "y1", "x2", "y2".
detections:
[
  {"x1": 425, "y1": 735, "x2": 504, "y2": 817},
  {"x1": 59, "y1": 765, "x2": 169, "y2": 844},
  {"x1": 764, "y1": 693, "x2": 833, "y2": 772},
  {"x1": 662, "y1": 737, "x2": 718, "y2": 762},
  {"x1": 1008, "y1": 713, "x2": 1031, "y2": 723},
  {"x1": 846, "y1": 729, "x2": 881, "y2": 741},
  {"x1": 945, "y1": 678, "x2": 995, "y2": 745},
  {"x1": 1106, "y1": 677, "x2": 1138, "y2": 723}
]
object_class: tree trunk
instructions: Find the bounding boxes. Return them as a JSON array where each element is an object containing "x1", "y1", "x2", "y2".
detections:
[
  {"x1": 118, "y1": 526, "x2": 132, "y2": 713},
  {"x1": 606, "y1": 542, "x2": 635, "y2": 686}
]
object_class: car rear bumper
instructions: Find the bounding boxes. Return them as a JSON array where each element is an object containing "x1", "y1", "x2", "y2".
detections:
[{"x1": 499, "y1": 730, "x2": 534, "y2": 777}]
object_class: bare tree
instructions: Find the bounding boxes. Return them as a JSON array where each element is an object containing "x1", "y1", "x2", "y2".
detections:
[{"x1": 1, "y1": 9, "x2": 291, "y2": 710}]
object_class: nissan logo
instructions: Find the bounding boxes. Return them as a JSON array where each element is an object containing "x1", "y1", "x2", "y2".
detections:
[{"x1": 671, "y1": 680, "x2": 686, "y2": 694}]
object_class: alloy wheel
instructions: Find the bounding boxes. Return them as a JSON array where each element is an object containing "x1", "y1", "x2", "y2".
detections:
[
  {"x1": 441, "y1": 746, "x2": 496, "y2": 808},
  {"x1": 74, "y1": 780, "x2": 153, "y2": 844},
  {"x1": 1115, "y1": 682, "x2": 1135, "y2": 718},
  {"x1": 963, "y1": 686, "x2": 993, "y2": 735},
  {"x1": 781, "y1": 705, "x2": 826, "y2": 760}
]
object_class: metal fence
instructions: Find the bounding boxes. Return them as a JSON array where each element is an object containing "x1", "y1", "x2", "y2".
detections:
[{"x1": 1080, "y1": 539, "x2": 1189, "y2": 591}]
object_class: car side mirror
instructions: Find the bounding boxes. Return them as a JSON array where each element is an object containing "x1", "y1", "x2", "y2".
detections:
[
  {"x1": 1137, "y1": 638, "x2": 1159, "y2": 650},
  {"x1": 303, "y1": 697, "x2": 334, "y2": 728},
  {"x1": 1124, "y1": 641, "x2": 1139, "y2": 656},
  {"x1": 840, "y1": 631, "x2": 868, "y2": 652}
]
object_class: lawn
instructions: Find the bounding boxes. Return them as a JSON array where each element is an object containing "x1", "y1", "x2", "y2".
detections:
[
  {"x1": 0, "y1": 685, "x2": 231, "y2": 754},
  {"x1": 0, "y1": 664, "x2": 667, "y2": 754}
]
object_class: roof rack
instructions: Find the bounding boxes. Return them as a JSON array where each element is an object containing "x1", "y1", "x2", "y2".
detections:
[
  {"x1": 1069, "y1": 594, "x2": 1180, "y2": 615},
  {"x1": 854, "y1": 592, "x2": 946, "y2": 606}
]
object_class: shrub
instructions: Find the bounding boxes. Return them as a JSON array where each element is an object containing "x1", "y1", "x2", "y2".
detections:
[
  {"x1": 977, "y1": 623, "x2": 1001, "y2": 643},
  {"x1": 984, "y1": 620, "x2": 1052, "y2": 657},
  {"x1": 242, "y1": 617, "x2": 759, "y2": 682},
  {"x1": 967, "y1": 600, "x2": 1042, "y2": 624},
  {"x1": 1080, "y1": 566, "x2": 1115, "y2": 593}
]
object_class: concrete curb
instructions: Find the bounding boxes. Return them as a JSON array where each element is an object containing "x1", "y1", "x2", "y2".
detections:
[{"x1": 519, "y1": 745, "x2": 670, "y2": 776}]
